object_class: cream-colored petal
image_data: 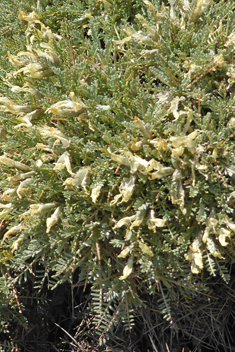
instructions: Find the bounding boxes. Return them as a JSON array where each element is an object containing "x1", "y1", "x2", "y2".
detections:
[
  {"x1": 113, "y1": 215, "x2": 136, "y2": 229},
  {"x1": 147, "y1": 209, "x2": 166, "y2": 232},
  {"x1": 130, "y1": 155, "x2": 149, "y2": 174},
  {"x1": 0, "y1": 97, "x2": 32, "y2": 114},
  {"x1": 64, "y1": 167, "x2": 90, "y2": 191},
  {"x1": 36, "y1": 143, "x2": 54, "y2": 153},
  {"x1": 0, "y1": 203, "x2": 13, "y2": 217},
  {"x1": 206, "y1": 237, "x2": 224, "y2": 259},
  {"x1": 119, "y1": 256, "x2": 133, "y2": 280},
  {"x1": 170, "y1": 170, "x2": 185, "y2": 214},
  {"x1": 218, "y1": 228, "x2": 231, "y2": 247},
  {"x1": 14, "y1": 109, "x2": 42, "y2": 130},
  {"x1": 2, "y1": 223, "x2": 25, "y2": 244},
  {"x1": 149, "y1": 167, "x2": 174, "y2": 180},
  {"x1": 107, "y1": 148, "x2": 131, "y2": 167},
  {"x1": 1, "y1": 188, "x2": 17, "y2": 201},
  {"x1": 22, "y1": 62, "x2": 54, "y2": 78},
  {"x1": 171, "y1": 146, "x2": 184, "y2": 157},
  {"x1": 16, "y1": 178, "x2": 32, "y2": 198},
  {"x1": 130, "y1": 209, "x2": 146, "y2": 229},
  {"x1": 202, "y1": 227, "x2": 210, "y2": 243},
  {"x1": 46, "y1": 207, "x2": 61, "y2": 233},
  {"x1": 118, "y1": 244, "x2": 134, "y2": 258},
  {"x1": 167, "y1": 96, "x2": 185, "y2": 120},
  {"x1": 20, "y1": 202, "x2": 57, "y2": 218},
  {"x1": 133, "y1": 117, "x2": 152, "y2": 139},
  {"x1": 170, "y1": 131, "x2": 198, "y2": 149},
  {"x1": 19, "y1": 10, "x2": 40, "y2": 22},
  {"x1": 53, "y1": 152, "x2": 74, "y2": 176},
  {"x1": 149, "y1": 138, "x2": 168, "y2": 151},
  {"x1": 7, "y1": 171, "x2": 35, "y2": 185},
  {"x1": 111, "y1": 176, "x2": 135, "y2": 206},
  {"x1": 227, "y1": 222, "x2": 235, "y2": 232},
  {"x1": 139, "y1": 242, "x2": 154, "y2": 257},
  {"x1": 11, "y1": 233, "x2": 26, "y2": 252},
  {"x1": 0, "y1": 155, "x2": 30, "y2": 172},
  {"x1": 46, "y1": 95, "x2": 87, "y2": 117},
  {"x1": 119, "y1": 176, "x2": 135, "y2": 203},
  {"x1": 39, "y1": 126, "x2": 71, "y2": 148},
  {"x1": 91, "y1": 184, "x2": 102, "y2": 203}
]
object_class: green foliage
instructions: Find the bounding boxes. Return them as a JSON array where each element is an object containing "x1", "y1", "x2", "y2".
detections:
[{"x1": 1, "y1": 0, "x2": 235, "y2": 350}]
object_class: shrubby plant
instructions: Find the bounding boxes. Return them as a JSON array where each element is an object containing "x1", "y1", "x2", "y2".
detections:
[{"x1": 1, "y1": 0, "x2": 235, "y2": 351}]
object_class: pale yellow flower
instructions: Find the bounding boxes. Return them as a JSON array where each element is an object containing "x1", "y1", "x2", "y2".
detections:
[
  {"x1": 113, "y1": 209, "x2": 146, "y2": 230},
  {"x1": 133, "y1": 117, "x2": 151, "y2": 139},
  {"x1": 112, "y1": 215, "x2": 136, "y2": 230},
  {"x1": 12, "y1": 233, "x2": 26, "y2": 252},
  {"x1": 0, "y1": 203, "x2": 13, "y2": 217},
  {"x1": 8, "y1": 51, "x2": 35, "y2": 67},
  {"x1": 147, "y1": 210, "x2": 166, "y2": 232},
  {"x1": 16, "y1": 178, "x2": 33, "y2": 199},
  {"x1": 63, "y1": 167, "x2": 90, "y2": 191},
  {"x1": 11, "y1": 83, "x2": 43, "y2": 99},
  {"x1": 20, "y1": 62, "x2": 54, "y2": 78},
  {"x1": 170, "y1": 131, "x2": 198, "y2": 150},
  {"x1": 206, "y1": 237, "x2": 224, "y2": 259},
  {"x1": 21, "y1": 202, "x2": 57, "y2": 218},
  {"x1": 2, "y1": 223, "x2": 25, "y2": 244},
  {"x1": 190, "y1": 0, "x2": 213, "y2": 23},
  {"x1": 170, "y1": 169, "x2": 186, "y2": 214},
  {"x1": 0, "y1": 154, "x2": 30, "y2": 171},
  {"x1": 213, "y1": 54, "x2": 225, "y2": 68},
  {"x1": 7, "y1": 171, "x2": 35, "y2": 185},
  {"x1": 36, "y1": 143, "x2": 54, "y2": 153},
  {"x1": 14, "y1": 110, "x2": 42, "y2": 130},
  {"x1": 107, "y1": 148, "x2": 131, "y2": 168},
  {"x1": 46, "y1": 207, "x2": 61, "y2": 233},
  {"x1": 217, "y1": 228, "x2": 231, "y2": 247},
  {"x1": 91, "y1": 184, "x2": 102, "y2": 203},
  {"x1": 110, "y1": 176, "x2": 135, "y2": 206},
  {"x1": 46, "y1": 98, "x2": 87, "y2": 117},
  {"x1": 18, "y1": 10, "x2": 40, "y2": 22},
  {"x1": 139, "y1": 242, "x2": 154, "y2": 257},
  {"x1": 1, "y1": 188, "x2": 17, "y2": 201},
  {"x1": 53, "y1": 152, "x2": 75, "y2": 176},
  {"x1": 227, "y1": 222, "x2": 235, "y2": 232},
  {"x1": 0, "y1": 97, "x2": 32, "y2": 114},
  {"x1": 184, "y1": 234, "x2": 203, "y2": 274},
  {"x1": 119, "y1": 256, "x2": 133, "y2": 280},
  {"x1": 167, "y1": 96, "x2": 186, "y2": 120},
  {"x1": 118, "y1": 244, "x2": 134, "y2": 259},
  {"x1": 38, "y1": 126, "x2": 71, "y2": 148},
  {"x1": 34, "y1": 42, "x2": 60, "y2": 65}
]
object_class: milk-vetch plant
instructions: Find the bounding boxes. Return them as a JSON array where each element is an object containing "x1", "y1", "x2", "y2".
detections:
[{"x1": 1, "y1": 0, "x2": 235, "y2": 350}]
